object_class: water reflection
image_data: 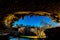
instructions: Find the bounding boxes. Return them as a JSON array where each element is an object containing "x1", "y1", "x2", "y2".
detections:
[
  {"x1": 9, "y1": 37, "x2": 45, "y2": 40},
  {"x1": 10, "y1": 37, "x2": 32, "y2": 40}
]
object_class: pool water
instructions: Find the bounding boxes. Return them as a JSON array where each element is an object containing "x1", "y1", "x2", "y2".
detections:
[{"x1": 9, "y1": 36, "x2": 46, "y2": 40}]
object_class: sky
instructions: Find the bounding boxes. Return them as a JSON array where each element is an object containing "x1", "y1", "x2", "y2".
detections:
[{"x1": 12, "y1": 15, "x2": 60, "y2": 28}]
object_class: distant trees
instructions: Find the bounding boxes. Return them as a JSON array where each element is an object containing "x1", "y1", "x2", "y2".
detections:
[
  {"x1": 19, "y1": 24, "x2": 23, "y2": 27},
  {"x1": 40, "y1": 16, "x2": 51, "y2": 28}
]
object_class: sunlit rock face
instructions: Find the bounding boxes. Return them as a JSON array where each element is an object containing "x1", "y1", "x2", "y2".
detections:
[
  {"x1": 3, "y1": 11, "x2": 60, "y2": 28},
  {"x1": 4, "y1": 14, "x2": 18, "y2": 28},
  {"x1": 18, "y1": 27, "x2": 25, "y2": 33},
  {"x1": 30, "y1": 27, "x2": 46, "y2": 38},
  {"x1": 2, "y1": 11, "x2": 60, "y2": 38}
]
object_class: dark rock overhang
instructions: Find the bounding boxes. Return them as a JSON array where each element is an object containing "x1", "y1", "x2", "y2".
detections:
[
  {"x1": 0, "y1": 0, "x2": 60, "y2": 14},
  {"x1": 0, "y1": 0, "x2": 60, "y2": 28},
  {"x1": 0, "y1": 0, "x2": 60, "y2": 22}
]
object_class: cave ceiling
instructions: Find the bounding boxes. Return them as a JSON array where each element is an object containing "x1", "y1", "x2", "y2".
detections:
[{"x1": 0, "y1": 0, "x2": 60, "y2": 27}]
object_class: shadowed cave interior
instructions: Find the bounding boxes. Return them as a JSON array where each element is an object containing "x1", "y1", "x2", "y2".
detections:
[{"x1": 0, "y1": 13, "x2": 60, "y2": 40}]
